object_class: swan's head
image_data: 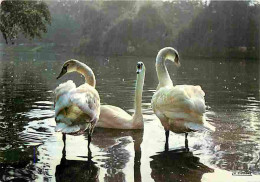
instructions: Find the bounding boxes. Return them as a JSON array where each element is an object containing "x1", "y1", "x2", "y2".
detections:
[
  {"x1": 136, "y1": 62, "x2": 145, "y2": 74},
  {"x1": 157, "y1": 47, "x2": 180, "y2": 67},
  {"x1": 57, "y1": 59, "x2": 79, "y2": 79}
]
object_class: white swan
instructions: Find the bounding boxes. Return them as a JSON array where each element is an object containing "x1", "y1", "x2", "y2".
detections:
[
  {"x1": 151, "y1": 47, "x2": 215, "y2": 151},
  {"x1": 96, "y1": 62, "x2": 145, "y2": 129},
  {"x1": 54, "y1": 59, "x2": 100, "y2": 153}
]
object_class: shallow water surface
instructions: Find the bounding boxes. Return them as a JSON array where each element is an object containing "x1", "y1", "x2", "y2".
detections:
[{"x1": 0, "y1": 48, "x2": 260, "y2": 182}]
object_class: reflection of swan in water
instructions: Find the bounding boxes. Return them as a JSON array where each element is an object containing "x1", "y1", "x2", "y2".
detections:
[
  {"x1": 55, "y1": 139, "x2": 99, "y2": 182},
  {"x1": 96, "y1": 62, "x2": 145, "y2": 129},
  {"x1": 54, "y1": 59, "x2": 100, "y2": 155},
  {"x1": 92, "y1": 128, "x2": 143, "y2": 182},
  {"x1": 151, "y1": 47, "x2": 215, "y2": 151},
  {"x1": 150, "y1": 149, "x2": 213, "y2": 182}
]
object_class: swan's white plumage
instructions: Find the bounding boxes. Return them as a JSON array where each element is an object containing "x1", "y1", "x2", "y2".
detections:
[
  {"x1": 54, "y1": 80, "x2": 76, "y2": 117},
  {"x1": 152, "y1": 47, "x2": 215, "y2": 135},
  {"x1": 96, "y1": 105, "x2": 134, "y2": 129},
  {"x1": 54, "y1": 60, "x2": 100, "y2": 135},
  {"x1": 152, "y1": 85, "x2": 213, "y2": 133},
  {"x1": 55, "y1": 81, "x2": 100, "y2": 134},
  {"x1": 95, "y1": 62, "x2": 145, "y2": 130}
]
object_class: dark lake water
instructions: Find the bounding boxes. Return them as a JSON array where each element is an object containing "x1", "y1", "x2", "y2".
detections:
[{"x1": 0, "y1": 47, "x2": 260, "y2": 182}]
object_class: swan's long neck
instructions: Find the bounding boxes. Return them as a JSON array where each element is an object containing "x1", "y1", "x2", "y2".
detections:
[
  {"x1": 156, "y1": 52, "x2": 173, "y2": 89},
  {"x1": 133, "y1": 70, "x2": 145, "y2": 123},
  {"x1": 77, "y1": 63, "x2": 96, "y2": 87}
]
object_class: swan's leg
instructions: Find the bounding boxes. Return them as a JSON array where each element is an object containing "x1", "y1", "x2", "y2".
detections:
[
  {"x1": 185, "y1": 133, "x2": 189, "y2": 151},
  {"x1": 62, "y1": 133, "x2": 66, "y2": 156},
  {"x1": 88, "y1": 134, "x2": 91, "y2": 149},
  {"x1": 62, "y1": 133, "x2": 66, "y2": 146},
  {"x1": 88, "y1": 134, "x2": 92, "y2": 158},
  {"x1": 165, "y1": 130, "x2": 169, "y2": 151}
]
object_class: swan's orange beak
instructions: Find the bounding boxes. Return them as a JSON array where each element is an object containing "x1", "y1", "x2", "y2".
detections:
[{"x1": 57, "y1": 67, "x2": 67, "y2": 79}]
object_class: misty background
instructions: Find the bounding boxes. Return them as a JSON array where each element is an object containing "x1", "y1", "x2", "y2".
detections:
[
  {"x1": 1, "y1": 1, "x2": 260, "y2": 181},
  {"x1": 1, "y1": 0, "x2": 260, "y2": 59}
]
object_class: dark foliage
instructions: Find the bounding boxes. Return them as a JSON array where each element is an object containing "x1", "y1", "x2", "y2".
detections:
[
  {"x1": 2, "y1": 1, "x2": 259, "y2": 59},
  {"x1": 0, "y1": 0, "x2": 51, "y2": 44},
  {"x1": 176, "y1": 1, "x2": 260, "y2": 59}
]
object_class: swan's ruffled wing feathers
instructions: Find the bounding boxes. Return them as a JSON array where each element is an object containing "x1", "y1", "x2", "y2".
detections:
[
  {"x1": 54, "y1": 82, "x2": 100, "y2": 135},
  {"x1": 54, "y1": 80, "x2": 76, "y2": 117},
  {"x1": 152, "y1": 86, "x2": 193, "y2": 112},
  {"x1": 152, "y1": 85, "x2": 215, "y2": 132},
  {"x1": 177, "y1": 85, "x2": 206, "y2": 114},
  {"x1": 152, "y1": 85, "x2": 206, "y2": 122},
  {"x1": 70, "y1": 84, "x2": 100, "y2": 122},
  {"x1": 55, "y1": 80, "x2": 76, "y2": 99},
  {"x1": 154, "y1": 85, "x2": 206, "y2": 113}
]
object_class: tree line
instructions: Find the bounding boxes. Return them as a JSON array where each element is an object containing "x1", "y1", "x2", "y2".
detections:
[
  {"x1": 176, "y1": 1, "x2": 260, "y2": 59},
  {"x1": 1, "y1": 0, "x2": 259, "y2": 59}
]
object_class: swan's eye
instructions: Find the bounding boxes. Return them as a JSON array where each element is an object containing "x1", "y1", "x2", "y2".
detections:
[{"x1": 137, "y1": 63, "x2": 142, "y2": 69}]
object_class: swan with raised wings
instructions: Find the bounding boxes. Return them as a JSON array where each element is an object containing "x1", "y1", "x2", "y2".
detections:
[
  {"x1": 54, "y1": 59, "x2": 100, "y2": 153},
  {"x1": 151, "y1": 47, "x2": 215, "y2": 151},
  {"x1": 96, "y1": 62, "x2": 145, "y2": 129}
]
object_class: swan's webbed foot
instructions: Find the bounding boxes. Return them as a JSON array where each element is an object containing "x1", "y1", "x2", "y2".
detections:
[
  {"x1": 165, "y1": 130, "x2": 169, "y2": 152},
  {"x1": 185, "y1": 133, "x2": 189, "y2": 152}
]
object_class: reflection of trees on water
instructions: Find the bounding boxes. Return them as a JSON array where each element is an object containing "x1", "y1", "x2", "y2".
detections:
[
  {"x1": 92, "y1": 128, "x2": 143, "y2": 182},
  {"x1": 0, "y1": 57, "x2": 54, "y2": 180},
  {"x1": 0, "y1": 61, "x2": 45, "y2": 162},
  {"x1": 150, "y1": 150, "x2": 213, "y2": 182},
  {"x1": 0, "y1": 59, "x2": 51, "y2": 140},
  {"x1": 55, "y1": 143, "x2": 99, "y2": 182}
]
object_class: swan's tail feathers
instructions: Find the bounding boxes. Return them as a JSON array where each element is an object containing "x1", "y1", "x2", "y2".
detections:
[
  {"x1": 55, "y1": 122, "x2": 92, "y2": 136},
  {"x1": 185, "y1": 85, "x2": 206, "y2": 114},
  {"x1": 55, "y1": 123, "x2": 81, "y2": 134},
  {"x1": 203, "y1": 121, "x2": 216, "y2": 132},
  {"x1": 191, "y1": 97, "x2": 206, "y2": 114},
  {"x1": 185, "y1": 121, "x2": 215, "y2": 132}
]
